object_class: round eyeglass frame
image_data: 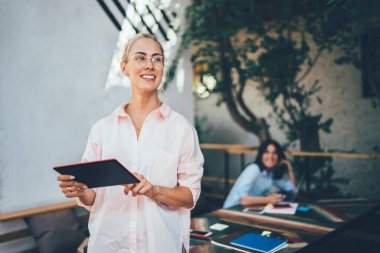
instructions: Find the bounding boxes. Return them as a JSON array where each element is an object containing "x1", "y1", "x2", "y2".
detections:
[{"x1": 126, "y1": 55, "x2": 164, "y2": 69}]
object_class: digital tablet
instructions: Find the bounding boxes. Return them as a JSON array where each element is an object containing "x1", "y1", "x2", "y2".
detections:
[{"x1": 53, "y1": 159, "x2": 140, "y2": 188}]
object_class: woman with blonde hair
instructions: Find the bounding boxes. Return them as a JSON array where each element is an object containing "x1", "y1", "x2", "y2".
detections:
[{"x1": 57, "y1": 33, "x2": 204, "y2": 253}]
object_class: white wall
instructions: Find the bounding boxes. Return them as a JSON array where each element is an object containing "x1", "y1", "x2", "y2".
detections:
[
  {"x1": 0, "y1": 0, "x2": 194, "y2": 214},
  {"x1": 0, "y1": 0, "x2": 118, "y2": 214}
]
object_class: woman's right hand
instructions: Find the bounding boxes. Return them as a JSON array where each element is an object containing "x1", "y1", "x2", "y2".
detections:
[
  {"x1": 266, "y1": 194, "x2": 284, "y2": 204},
  {"x1": 57, "y1": 175, "x2": 88, "y2": 198}
]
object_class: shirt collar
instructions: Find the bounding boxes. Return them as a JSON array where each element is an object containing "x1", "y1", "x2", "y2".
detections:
[
  {"x1": 115, "y1": 102, "x2": 171, "y2": 119},
  {"x1": 262, "y1": 169, "x2": 272, "y2": 177},
  {"x1": 115, "y1": 103, "x2": 129, "y2": 118},
  {"x1": 158, "y1": 103, "x2": 171, "y2": 118}
]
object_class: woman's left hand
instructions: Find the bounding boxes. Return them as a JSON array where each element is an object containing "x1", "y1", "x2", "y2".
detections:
[
  {"x1": 124, "y1": 173, "x2": 157, "y2": 199},
  {"x1": 279, "y1": 159, "x2": 297, "y2": 186}
]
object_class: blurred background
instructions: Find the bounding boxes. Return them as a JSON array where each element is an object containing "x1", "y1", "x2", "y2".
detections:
[{"x1": 1, "y1": 0, "x2": 379, "y2": 252}]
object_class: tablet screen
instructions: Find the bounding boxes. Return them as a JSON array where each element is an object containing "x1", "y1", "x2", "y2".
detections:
[{"x1": 54, "y1": 159, "x2": 139, "y2": 188}]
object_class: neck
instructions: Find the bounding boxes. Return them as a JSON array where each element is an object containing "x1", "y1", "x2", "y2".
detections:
[{"x1": 127, "y1": 92, "x2": 161, "y2": 116}]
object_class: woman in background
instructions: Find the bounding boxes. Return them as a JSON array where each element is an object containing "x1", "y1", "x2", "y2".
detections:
[
  {"x1": 223, "y1": 139, "x2": 296, "y2": 208},
  {"x1": 57, "y1": 33, "x2": 204, "y2": 253}
]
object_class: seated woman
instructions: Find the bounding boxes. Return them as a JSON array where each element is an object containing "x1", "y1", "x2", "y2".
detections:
[{"x1": 223, "y1": 139, "x2": 297, "y2": 208}]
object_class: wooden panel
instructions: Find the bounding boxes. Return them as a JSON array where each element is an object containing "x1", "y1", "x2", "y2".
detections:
[
  {"x1": 212, "y1": 209, "x2": 334, "y2": 234},
  {"x1": 0, "y1": 201, "x2": 77, "y2": 221},
  {"x1": 200, "y1": 143, "x2": 252, "y2": 150},
  {"x1": 285, "y1": 150, "x2": 380, "y2": 159},
  {"x1": 202, "y1": 176, "x2": 236, "y2": 184},
  {"x1": 212, "y1": 144, "x2": 380, "y2": 159}
]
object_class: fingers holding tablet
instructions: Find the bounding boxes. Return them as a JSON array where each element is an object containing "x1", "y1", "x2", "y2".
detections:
[
  {"x1": 123, "y1": 183, "x2": 137, "y2": 196},
  {"x1": 57, "y1": 174, "x2": 88, "y2": 198},
  {"x1": 123, "y1": 173, "x2": 155, "y2": 199}
]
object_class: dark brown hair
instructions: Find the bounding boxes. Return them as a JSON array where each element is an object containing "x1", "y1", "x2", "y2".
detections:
[{"x1": 254, "y1": 139, "x2": 287, "y2": 179}]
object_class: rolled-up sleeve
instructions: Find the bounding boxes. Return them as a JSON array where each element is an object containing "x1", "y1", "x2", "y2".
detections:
[
  {"x1": 77, "y1": 125, "x2": 102, "y2": 211},
  {"x1": 274, "y1": 178, "x2": 296, "y2": 193},
  {"x1": 177, "y1": 127, "x2": 204, "y2": 209},
  {"x1": 223, "y1": 164, "x2": 260, "y2": 208}
]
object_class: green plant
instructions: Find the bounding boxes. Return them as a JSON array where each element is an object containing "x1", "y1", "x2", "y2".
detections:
[
  {"x1": 325, "y1": 0, "x2": 380, "y2": 106},
  {"x1": 166, "y1": 0, "x2": 377, "y2": 197},
  {"x1": 166, "y1": 1, "x2": 338, "y2": 146}
]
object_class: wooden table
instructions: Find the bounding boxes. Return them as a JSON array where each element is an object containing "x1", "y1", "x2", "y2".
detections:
[{"x1": 189, "y1": 198, "x2": 380, "y2": 253}]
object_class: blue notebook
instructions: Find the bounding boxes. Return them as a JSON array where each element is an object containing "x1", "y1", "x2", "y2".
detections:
[{"x1": 230, "y1": 233, "x2": 287, "y2": 253}]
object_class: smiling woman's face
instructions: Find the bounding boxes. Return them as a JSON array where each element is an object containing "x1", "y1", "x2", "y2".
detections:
[
  {"x1": 262, "y1": 144, "x2": 279, "y2": 170},
  {"x1": 121, "y1": 37, "x2": 164, "y2": 94}
]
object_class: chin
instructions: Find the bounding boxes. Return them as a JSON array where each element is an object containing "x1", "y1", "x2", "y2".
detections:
[
  {"x1": 136, "y1": 81, "x2": 159, "y2": 91},
  {"x1": 141, "y1": 86, "x2": 159, "y2": 94},
  {"x1": 264, "y1": 165, "x2": 275, "y2": 170}
]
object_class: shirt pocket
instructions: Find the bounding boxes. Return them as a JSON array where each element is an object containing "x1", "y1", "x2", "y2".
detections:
[{"x1": 150, "y1": 150, "x2": 178, "y2": 187}]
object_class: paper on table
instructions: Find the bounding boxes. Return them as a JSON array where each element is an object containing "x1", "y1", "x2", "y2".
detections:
[
  {"x1": 209, "y1": 223, "x2": 229, "y2": 231},
  {"x1": 262, "y1": 202, "x2": 299, "y2": 215}
]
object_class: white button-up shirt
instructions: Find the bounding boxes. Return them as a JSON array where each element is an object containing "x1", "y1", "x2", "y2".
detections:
[{"x1": 78, "y1": 103, "x2": 204, "y2": 253}]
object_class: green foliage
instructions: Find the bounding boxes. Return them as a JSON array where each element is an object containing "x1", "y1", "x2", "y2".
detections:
[
  {"x1": 167, "y1": 0, "x2": 379, "y2": 197},
  {"x1": 167, "y1": 0, "x2": 345, "y2": 144},
  {"x1": 325, "y1": 0, "x2": 380, "y2": 104}
]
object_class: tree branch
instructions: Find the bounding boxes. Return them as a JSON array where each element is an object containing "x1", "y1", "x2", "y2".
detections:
[
  {"x1": 217, "y1": 36, "x2": 270, "y2": 141},
  {"x1": 225, "y1": 38, "x2": 258, "y2": 120},
  {"x1": 295, "y1": 49, "x2": 323, "y2": 84},
  {"x1": 282, "y1": 96, "x2": 299, "y2": 127}
]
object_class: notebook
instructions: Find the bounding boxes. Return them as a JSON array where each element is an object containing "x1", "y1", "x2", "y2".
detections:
[{"x1": 230, "y1": 233, "x2": 287, "y2": 253}]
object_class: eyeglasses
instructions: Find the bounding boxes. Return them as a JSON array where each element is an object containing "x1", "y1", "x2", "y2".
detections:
[{"x1": 127, "y1": 54, "x2": 164, "y2": 69}]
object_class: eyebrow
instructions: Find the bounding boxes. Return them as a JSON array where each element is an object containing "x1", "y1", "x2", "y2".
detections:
[{"x1": 134, "y1": 52, "x2": 163, "y2": 57}]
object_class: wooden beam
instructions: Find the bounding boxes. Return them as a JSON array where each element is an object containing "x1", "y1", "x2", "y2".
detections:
[
  {"x1": 213, "y1": 209, "x2": 335, "y2": 234},
  {"x1": 201, "y1": 143, "x2": 380, "y2": 159},
  {"x1": 286, "y1": 150, "x2": 380, "y2": 159},
  {"x1": 229, "y1": 149, "x2": 380, "y2": 159},
  {"x1": 202, "y1": 175, "x2": 236, "y2": 185},
  {"x1": 0, "y1": 201, "x2": 77, "y2": 221},
  {"x1": 200, "y1": 143, "x2": 252, "y2": 151}
]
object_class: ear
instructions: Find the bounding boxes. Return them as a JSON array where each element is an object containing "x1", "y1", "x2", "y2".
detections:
[{"x1": 120, "y1": 61, "x2": 129, "y2": 76}]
